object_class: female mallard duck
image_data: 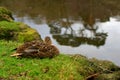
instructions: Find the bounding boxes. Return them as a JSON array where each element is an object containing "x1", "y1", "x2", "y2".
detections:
[{"x1": 11, "y1": 36, "x2": 59, "y2": 58}]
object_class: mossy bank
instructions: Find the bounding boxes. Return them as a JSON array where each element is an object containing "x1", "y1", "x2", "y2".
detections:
[{"x1": 0, "y1": 7, "x2": 41, "y2": 42}]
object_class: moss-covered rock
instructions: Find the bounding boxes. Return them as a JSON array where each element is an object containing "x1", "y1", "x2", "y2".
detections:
[
  {"x1": 0, "y1": 21, "x2": 20, "y2": 40},
  {"x1": 0, "y1": 21, "x2": 41, "y2": 42},
  {"x1": 71, "y1": 54, "x2": 120, "y2": 80},
  {"x1": 96, "y1": 71, "x2": 120, "y2": 80},
  {"x1": 0, "y1": 7, "x2": 41, "y2": 42},
  {"x1": 89, "y1": 58, "x2": 120, "y2": 72},
  {"x1": 17, "y1": 28, "x2": 41, "y2": 42},
  {"x1": 88, "y1": 58, "x2": 120, "y2": 80},
  {"x1": 0, "y1": 7, "x2": 14, "y2": 21}
]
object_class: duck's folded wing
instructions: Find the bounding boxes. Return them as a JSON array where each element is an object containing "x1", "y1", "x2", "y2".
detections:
[{"x1": 24, "y1": 49, "x2": 38, "y2": 53}]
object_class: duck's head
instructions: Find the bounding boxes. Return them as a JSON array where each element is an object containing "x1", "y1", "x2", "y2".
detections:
[{"x1": 44, "y1": 36, "x2": 52, "y2": 45}]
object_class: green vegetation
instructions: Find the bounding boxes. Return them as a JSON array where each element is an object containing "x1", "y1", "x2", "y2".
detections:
[
  {"x1": 0, "y1": 7, "x2": 41, "y2": 42},
  {"x1": 0, "y1": 21, "x2": 20, "y2": 40},
  {"x1": 0, "y1": 21, "x2": 41, "y2": 42},
  {"x1": 0, "y1": 40, "x2": 120, "y2": 80},
  {"x1": 17, "y1": 28, "x2": 41, "y2": 42},
  {"x1": 0, "y1": 7, "x2": 14, "y2": 21},
  {"x1": 0, "y1": 7, "x2": 12, "y2": 16},
  {"x1": 0, "y1": 40, "x2": 83, "y2": 80}
]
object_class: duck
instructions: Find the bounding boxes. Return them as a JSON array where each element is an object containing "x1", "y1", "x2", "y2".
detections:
[{"x1": 11, "y1": 36, "x2": 60, "y2": 58}]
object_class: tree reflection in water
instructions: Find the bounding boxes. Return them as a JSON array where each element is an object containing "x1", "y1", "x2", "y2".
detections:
[{"x1": 48, "y1": 18, "x2": 107, "y2": 47}]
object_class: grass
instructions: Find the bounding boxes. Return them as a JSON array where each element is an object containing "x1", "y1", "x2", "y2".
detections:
[
  {"x1": 0, "y1": 40, "x2": 84, "y2": 80},
  {"x1": 0, "y1": 40, "x2": 120, "y2": 80}
]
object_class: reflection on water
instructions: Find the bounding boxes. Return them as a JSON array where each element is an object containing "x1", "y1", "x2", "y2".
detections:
[
  {"x1": 0, "y1": 0, "x2": 120, "y2": 66},
  {"x1": 50, "y1": 20, "x2": 107, "y2": 47}
]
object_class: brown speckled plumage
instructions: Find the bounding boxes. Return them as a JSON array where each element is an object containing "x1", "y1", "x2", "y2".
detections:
[{"x1": 11, "y1": 36, "x2": 59, "y2": 58}]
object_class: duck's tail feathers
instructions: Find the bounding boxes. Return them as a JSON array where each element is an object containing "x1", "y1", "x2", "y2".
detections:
[{"x1": 10, "y1": 53, "x2": 21, "y2": 57}]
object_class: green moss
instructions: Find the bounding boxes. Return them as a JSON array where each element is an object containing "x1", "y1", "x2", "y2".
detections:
[
  {"x1": 89, "y1": 58, "x2": 120, "y2": 72},
  {"x1": 0, "y1": 21, "x2": 20, "y2": 30},
  {"x1": 0, "y1": 21, "x2": 20, "y2": 40},
  {"x1": 0, "y1": 7, "x2": 14, "y2": 21},
  {"x1": 0, "y1": 7, "x2": 11, "y2": 14},
  {"x1": 96, "y1": 71, "x2": 120, "y2": 80},
  {"x1": 0, "y1": 7, "x2": 41, "y2": 42},
  {"x1": 0, "y1": 21, "x2": 41, "y2": 42},
  {"x1": 17, "y1": 28, "x2": 41, "y2": 42}
]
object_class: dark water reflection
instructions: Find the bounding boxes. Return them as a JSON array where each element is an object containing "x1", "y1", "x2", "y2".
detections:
[{"x1": 0, "y1": 0, "x2": 120, "y2": 66}]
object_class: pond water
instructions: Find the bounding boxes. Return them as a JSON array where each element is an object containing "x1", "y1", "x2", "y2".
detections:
[{"x1": 0, "y1": 0, "x2": 120, "y2": 66}]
